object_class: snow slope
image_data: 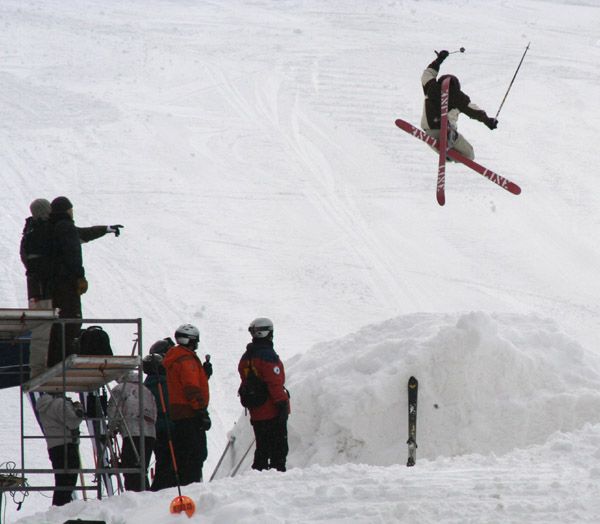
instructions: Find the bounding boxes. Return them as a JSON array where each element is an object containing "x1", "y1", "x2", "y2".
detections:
[{"x1": 1, "y1": 0, "x2": 600, "y2": 522}]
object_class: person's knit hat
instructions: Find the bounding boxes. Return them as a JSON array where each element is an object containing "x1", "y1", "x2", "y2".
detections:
[
  {"x1": 51, "y1": 196, "x2": 73, "y2": 214},
  {"x1": 29, "y1": 198, "x2": 51, "y2": 219}
]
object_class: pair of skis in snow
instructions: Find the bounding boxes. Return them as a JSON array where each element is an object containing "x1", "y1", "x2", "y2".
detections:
[
  {"x1": 396, "y1": 76, "x2": 522, "y2": 206},
  {"x1": 406, "y1": 376, "x2": 418, "y2": 467}
]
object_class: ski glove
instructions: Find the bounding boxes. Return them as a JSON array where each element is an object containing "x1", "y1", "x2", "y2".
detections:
[
  {"x1": 196, "y1": 409, "x2": 212, "y2": 431},
  {"x1": 428, "y1": 49, "x2": 449, "y2": 70},
  {"x1": 485, "y1": 117, "x2": 498, "y2": 130},
  {"x1": 107, "y1": 224, "x2": 124, "y2": 237},
  {"x1": 77, "y1": 277, "x2": 88, "y2": 295},
  {"x1": 435, "y1": 50, "x2": 449, "y2": 61}
]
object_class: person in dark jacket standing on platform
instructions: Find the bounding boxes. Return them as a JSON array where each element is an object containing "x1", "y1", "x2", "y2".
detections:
[
  {"x1": 21, "y1": 197, "x2": 122, "y2": 374},
  {"x1": 46, "y1": 196, "x2": 123, "y2": 367},
  {"x1": 20, "y1": 198, "x2": 53, "y2": 308},
  {"x1": 421, "y1": 50, "x2": 498, "y2": 160},
  {"x1": 238, "y1": 317, "x2": 290, "y2": 472}
]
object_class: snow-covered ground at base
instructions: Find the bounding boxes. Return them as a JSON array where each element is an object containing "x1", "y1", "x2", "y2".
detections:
[
  {"x1": 14, "y1": 424, "x2": 600, "y2": 524},
  {"x1": 1, "y1": 0, "x2": 600, "y2": 522},
  {"x1": 11, "y1": 312, "x2": 600, "y2": 523}
]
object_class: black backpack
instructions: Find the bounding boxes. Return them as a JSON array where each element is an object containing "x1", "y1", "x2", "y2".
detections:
[
  {"x1": 76, "y1": 326, "x2": 113, "y2": 356},
  {"x1": 238, "y1": 366, "x2": 268, "y2": 408}
]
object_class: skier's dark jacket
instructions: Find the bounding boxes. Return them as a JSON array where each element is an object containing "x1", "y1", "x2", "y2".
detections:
[
  {"x1": 238, "y1": 339, "x2": 289, "y2": 422},
  {"x1": 421, "y1": 58, "x2": 490, "y2": 131}
]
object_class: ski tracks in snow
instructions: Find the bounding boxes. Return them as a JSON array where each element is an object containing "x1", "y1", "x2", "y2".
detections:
[{"x1": 249, "y1": 71, "x2": 420, "y2": 311}]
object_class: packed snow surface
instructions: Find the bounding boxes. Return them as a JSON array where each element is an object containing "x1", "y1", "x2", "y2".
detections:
[{"x1": 1, "y1": 0, "x2": 600, "y2": 522}]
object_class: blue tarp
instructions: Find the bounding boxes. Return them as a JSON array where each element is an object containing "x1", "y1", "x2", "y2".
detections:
[{"x1": 0, "y1": 336, "x2": 30, "y2": 389}]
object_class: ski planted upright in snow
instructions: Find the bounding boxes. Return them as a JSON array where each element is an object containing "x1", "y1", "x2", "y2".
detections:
[
  {"x1": 394, "y1": 119, "x2": 522, "y2": 201},
  {"x1": 437, "y1": 76, "x2": 451, "y2": 206},
  {"x1": 407, "y1": 375, "x2": 418, "y2": 467}
]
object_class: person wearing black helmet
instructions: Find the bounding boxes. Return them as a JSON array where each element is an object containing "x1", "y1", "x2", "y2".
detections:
[
  {"x1": 238, "y1": 317, "x2": 290, "y2": 472},
  {"x1": 421, "y1": 50, "x2": 498, "y2": 160}
]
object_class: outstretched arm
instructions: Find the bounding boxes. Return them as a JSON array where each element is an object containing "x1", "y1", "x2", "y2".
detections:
[
  {"x1": 422, "y1": 50, "x2": 449, "y2": 89},
  {"x1": 462, "y1": 103, "x2": 498, "y2": 130},
  {"x1": 77, "y1": 224, "x2": 124, "y2": 243}
]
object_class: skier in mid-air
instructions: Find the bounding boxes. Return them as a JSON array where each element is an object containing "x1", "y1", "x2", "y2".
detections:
[{"x1": 421, "y1": 50, "x2": 498, "y2": 160}]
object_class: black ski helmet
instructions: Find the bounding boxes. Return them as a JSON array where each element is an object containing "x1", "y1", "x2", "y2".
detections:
[{"x1": 149, "y1": 337, "x2": 175, "y2": 356}]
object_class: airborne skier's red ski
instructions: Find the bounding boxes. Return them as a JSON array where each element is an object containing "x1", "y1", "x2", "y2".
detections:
[
  {"x1": 437, "y1": 77, "x2": 451, "y2": 206},
  {"x1": 395, "y1": 118, "x2": 521, "y2": 198}
]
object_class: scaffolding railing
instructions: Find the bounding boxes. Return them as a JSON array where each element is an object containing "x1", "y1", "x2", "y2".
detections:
[{"x1": 0, "y1": 309, "x2": 146, "y2": 512}]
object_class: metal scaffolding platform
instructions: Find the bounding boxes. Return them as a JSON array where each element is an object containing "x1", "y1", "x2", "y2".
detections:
[
  {"x1": 0, "y1": 309, "x2": 146, "y2": 512},
  {"x1": 24, "y1": 354, "x2": 140, "y2": 393}
]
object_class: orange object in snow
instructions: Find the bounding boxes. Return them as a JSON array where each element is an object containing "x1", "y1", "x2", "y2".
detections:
[{"x1": 170, "y1": 495, "x2": 196, "y2": 518}]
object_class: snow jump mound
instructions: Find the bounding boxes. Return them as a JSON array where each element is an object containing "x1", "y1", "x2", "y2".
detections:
[{"x1": 285, "y1": 312, "x2": 600, "y2": 467}]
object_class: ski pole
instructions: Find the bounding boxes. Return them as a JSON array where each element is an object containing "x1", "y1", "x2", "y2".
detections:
[
  {"x1": 209, "y1": 435, "x2": 235, "y2": 482},
  {"x1": 495, "y1": 42, "x2": 530, "y2": 119},
  {"x1": 435, "y1": 47, "x2": 465, "y2": 56},
  {"x1": 154, "y1": 366, "x2": 196, "y2": 517},
  {"x1": 77, "y1": 449, "x2": 88, "y2": 501},
  {"x1": 230, "y1": 439, "x2": 255, "y2": 477}
]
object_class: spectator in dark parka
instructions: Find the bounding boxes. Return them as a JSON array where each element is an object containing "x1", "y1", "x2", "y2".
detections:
[
  {"x1": 45, "y1": 196, "x2": 123, "y2": 368},
  {"x1": 20, "y1": 198, "x2": 53, "y2": 308},
  {"x1": 238, "y1": 317, "x2": 290, "y2": 472},
  {"x1": 142, "y1": 337, "x2": 176, "y2": 491}
]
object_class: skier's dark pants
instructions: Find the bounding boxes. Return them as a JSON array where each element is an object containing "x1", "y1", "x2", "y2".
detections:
[
  {"x1": 121, "y1": 436, "x2": 155, "y2": 492},
  {"x1": 150, "y1": 432, "x2": 176, "y2": 491},
  {"x1": 48, "y1": 443, "x2": 80, "y2": 506},
  {"x1": 48, "y1": 278, "x2": 82, "y2": 368},
  {"x1": 172, "y1": 418, "x2": 207, "y2": 485},
  {"x1": 251, "y1": 417, "x2": 288, "y2": 472}
]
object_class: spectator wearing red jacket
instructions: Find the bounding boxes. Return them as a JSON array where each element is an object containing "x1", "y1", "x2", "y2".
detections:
[
  {"x1": 238, "y1": 317, "x2": 289, "y2": 472},
  {"x1": 163, "y1": 324, "x2": 211, "y2": 484}
]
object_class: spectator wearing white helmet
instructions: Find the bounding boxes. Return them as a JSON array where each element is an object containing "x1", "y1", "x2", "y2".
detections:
[
  {"x1": 162, "y1": 324, "x2": 211, "y2": 484},
  {"x1": 238, "y1": 317, "x2": 290, "y2": 472}
]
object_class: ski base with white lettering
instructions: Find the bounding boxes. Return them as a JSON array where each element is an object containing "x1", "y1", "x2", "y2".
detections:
[
  {"x1": 437, "y1": 77, "x2": 451, "y2": 206},
  {"x1": 395, "y1": 118, "x2": 522, "y2": 198}
]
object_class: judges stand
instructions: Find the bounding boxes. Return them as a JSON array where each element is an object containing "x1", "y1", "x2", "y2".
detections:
[{"x1": 0, "y1": 308, "x2": 143, "y2": 512}]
